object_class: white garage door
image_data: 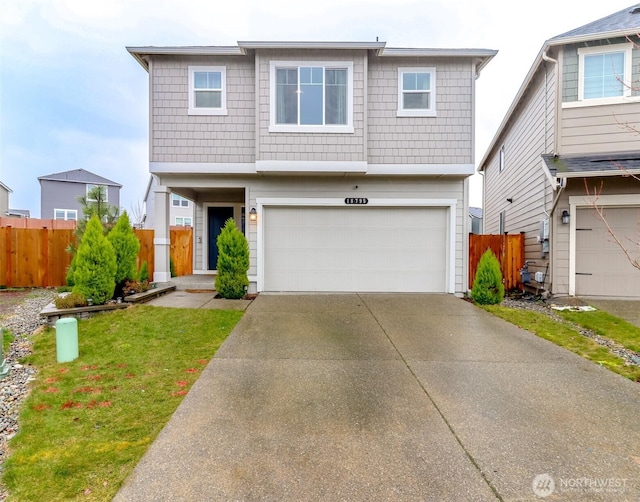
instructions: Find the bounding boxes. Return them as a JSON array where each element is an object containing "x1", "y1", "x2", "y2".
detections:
[
  {"x1": 263, "y1": 206, "x2": 449, "y2": 292},
  {"x1": 575, "y1": 206, "x2": 640, "y2": 297}
]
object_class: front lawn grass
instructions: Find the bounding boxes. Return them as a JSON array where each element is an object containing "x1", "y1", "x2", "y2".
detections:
[
  {"x1": 483, "y1": 305, "x2": 640, "y2": 382},
  {"x1": 554, "y1": 310, "x2": 640, "y2": 353},
  {"x1": 2, "y1": 305, "x2": 243, "y2": 501}
]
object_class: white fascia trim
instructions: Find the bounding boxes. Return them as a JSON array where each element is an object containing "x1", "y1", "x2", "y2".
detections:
[
  {"x1": 562, "y1": 95, "x2": 640, "y2": 108},
  {"x1": 557, "y1": 169, "x2": 640, "y2": 179},
  {"x1": 367, "y1": 164, "x2": 475, "y2": 175},
  {"x1": 239, "y1": 41, "x2": 386, "y2": 50},
  {"x1": 380, "y1": 48, "x2": 497, "y2": 58},
  {"x1": 256, "y1": 160, "x2": 367, "y2": 173},
  {"x1": 567, "y1": 193, "x2": 639, "y2": 296},
  {"x1": 255, "y1": 197, "x2": 457, "y2": 294},
  {"x1": 150, "y1": 162, "x2": 257, "y2": 174}
]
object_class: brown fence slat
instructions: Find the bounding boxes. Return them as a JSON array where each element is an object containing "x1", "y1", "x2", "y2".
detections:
[
  {"x1": 170, "y1": 227, "x2": 193, "y2": 277},
  {"x1": 469, "y1": 233, "x2": 525, "y2": 291},
  {"x1": 133, "y1": 229, "x2": 155, "y2": 281},
  {"x1": 0, "y1": 226, "x2": 193, "y2": 288}
]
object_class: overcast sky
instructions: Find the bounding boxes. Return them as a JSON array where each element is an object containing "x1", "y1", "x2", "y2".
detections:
[{"x1": 1, "y1": 0, "x2": 636, "y2": 217}]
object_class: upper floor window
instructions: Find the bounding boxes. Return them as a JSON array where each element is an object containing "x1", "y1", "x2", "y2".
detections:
[
  {"x1": 499, "y1": 145, "x2": 505, "y2": 172},
  {"x1": 269, "y1": 61, "x2": 353, "y2": 133},
  {"x1": 171, "y1": 194, "x2": 189, "y2": 207},
  {"x1": 55, "y1": 209, "x2": 77, "y2": 221},
  {"x1": 397, "y1": 67, "x2": 436, "y2": 117},
  {"x1": 86, "y1": 184, "x2": 107, "y2": 202},
  {"x1": 578, "y1": 43, "x2": 632, "y2": 102},
  {"x1": 188, "y1": 66, "x2": 227, "y2": 115}
]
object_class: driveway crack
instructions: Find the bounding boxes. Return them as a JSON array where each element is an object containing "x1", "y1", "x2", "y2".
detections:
[{"x1": 357, "y1": 293, "x2": 504, "y2": 502}]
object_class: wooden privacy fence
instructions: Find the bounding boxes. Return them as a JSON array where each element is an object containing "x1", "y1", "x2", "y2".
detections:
[
  {"x1": 132, "y1": 227, "x2": 193, "y2": 280},
  {"x1": 1, "y1": 226, "x2": 193, "y2": 288},
  {"x1": 469, "y1": 233, "x2": 525, "y2": 291},
  {"x1": 0, "y1": 227, "x2": 75, "y2": 288}
]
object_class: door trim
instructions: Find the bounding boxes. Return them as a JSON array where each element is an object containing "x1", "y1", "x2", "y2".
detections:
[
  {"x1": 255, "y1": 197, "x2": 457, "y2": 293},
  {"x1": 202, "y1": 203, "x2": 243, "y2": 271}
]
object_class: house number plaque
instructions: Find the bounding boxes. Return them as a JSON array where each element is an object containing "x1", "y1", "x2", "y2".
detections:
[{"x1": 344, "y1": 198, "x2": 368, "y2": 205}]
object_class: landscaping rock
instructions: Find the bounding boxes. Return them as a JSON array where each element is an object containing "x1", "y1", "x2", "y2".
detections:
[{"x1": 0, "y1": 289, "x2": 56, "y2": 500}]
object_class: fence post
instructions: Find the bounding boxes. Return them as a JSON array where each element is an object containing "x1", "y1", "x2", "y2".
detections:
[{"x1": 4, "y1": 227, "x2": 12, "y2": 288}]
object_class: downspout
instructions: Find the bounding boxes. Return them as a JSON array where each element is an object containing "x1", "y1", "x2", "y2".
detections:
[{"x1": 541, "y1": 47, "x2": 560, "y2": 296}]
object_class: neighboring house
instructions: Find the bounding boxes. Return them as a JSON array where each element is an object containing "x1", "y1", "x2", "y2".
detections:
[
  {"x1": 38, "y1": 169, "x2": 122, "y2": 221},
  {"x1": 128, "y1": 41, "x2": 496, "y2": 292},
  {"x1": 469, "y1": 207, "x2": 482, "y2": 234},
  {"x1": 0, "y1": 182, "x2": 10, "y2": 216},
  {"x1": 0, "y1": 181, "x2": 30, "y2": 218},
  {"x1": 143, "y1": 175, "x2": 194, "y2": 229},
  {"x1": 479, "y1": 4, "x2": 640, "y2": 298}
]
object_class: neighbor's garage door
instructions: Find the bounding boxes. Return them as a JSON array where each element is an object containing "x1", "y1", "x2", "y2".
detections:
[
  {"x1": 575, "y1": 206, "x2": 640, "y2": 297},
  {"x1": 263, "y1": 206, "x2": 448, "y2": 292}
]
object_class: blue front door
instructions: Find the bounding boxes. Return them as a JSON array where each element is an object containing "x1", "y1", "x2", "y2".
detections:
[{"x1": 208, "y1": 206, "x2": 234, "y2": 270}]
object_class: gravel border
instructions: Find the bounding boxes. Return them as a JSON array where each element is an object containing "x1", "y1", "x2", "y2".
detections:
[
  {"x1": 0, "y1": 289, "x2": 57, "y2": 499},
  {"x1": 503, "y1": 297, "x2": 640, "y2": 368}
]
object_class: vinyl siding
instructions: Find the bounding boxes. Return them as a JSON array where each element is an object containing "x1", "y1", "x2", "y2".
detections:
[
  {"x1": 368, "y1": 57, "x2": 473, "y2": 165},
  {"x1": 0, "y1": 187, "x2": 8, "y2": 215},
  {"x1": 560, "y1": 101, "x2": 640, "y2": 155},
  {"x1": 40, "y1": 180, "x2": 120, "y2": 220},
  {"x1": 482, "y1": 66, "x2": 556, "y2": 285},
  {"x1": 150, "y1": 56, "x2": 255, "y2": 164}
]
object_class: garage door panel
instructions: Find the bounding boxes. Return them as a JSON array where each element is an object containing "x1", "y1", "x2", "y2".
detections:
[
  {"x1": 575, "y1": 207, "x2": 640, "y2": 297},
  {"x1": 264, "y1": 206, "x2": 448, "y2": 292}
]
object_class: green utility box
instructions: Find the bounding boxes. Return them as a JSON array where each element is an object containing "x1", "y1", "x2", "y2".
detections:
[{"x1": 56, "y1": 318, "x2": 79, "y2": 363}]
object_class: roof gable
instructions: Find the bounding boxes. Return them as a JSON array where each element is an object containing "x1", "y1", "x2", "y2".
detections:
[
  {"x1": 550, "y1": 4, "x2": 640, "y2": 41},
  {"x1": 37, "y1": 169, "x2": 122, "y2": 187}
]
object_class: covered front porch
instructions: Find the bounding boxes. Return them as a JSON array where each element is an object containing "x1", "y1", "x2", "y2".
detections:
[{"x1": 151, "y1": 179, "x2": 251, "y2": 286}]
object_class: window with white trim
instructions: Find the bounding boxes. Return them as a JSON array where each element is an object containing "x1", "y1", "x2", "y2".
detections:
[
  {"x1": 188, "y1": 66, "x2": 227, "y2": 115},
  {"x1": 54, "y1": 209, "x2": 78, "y2": 221},
  {"x1": 397, "y1": 67, "x2": 436, "y2": 117},
  {"x1": 86, "y1": 184, "x2": 107, "y2": 202},
  {"x1": 171, "y1": 194, "x2": 189, "y2": 207},
  {"x1": 175, "y1": 217, "x2": 192, "y2": 226},
  {"x1": 499, "y1": 145, "x2": 505, "y2": 172},
  {"x1": 270, "y1": 61, "x2": 353, "y2": 132},
  {"x1": 578, "y1": 43, "x2": 632, "y2": 101}
]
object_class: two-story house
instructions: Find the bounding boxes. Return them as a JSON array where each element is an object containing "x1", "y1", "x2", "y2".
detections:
[
  {"x1": 128, "y1": 41, "x2": 496, "y2": 292},
  {"x1": 479, "y1": 5, "x2": 640, "y2": 299},
  {"x1": 0, "y1": 181, "x2": 30, "y2": 219},
  {"x1": 38, "y1": 169, "x2": 122, "y2": 221}
]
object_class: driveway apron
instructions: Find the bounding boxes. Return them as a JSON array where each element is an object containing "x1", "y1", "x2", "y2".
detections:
[{"x1": 114, "y1": 294, "x2": 640, "y2": 501}]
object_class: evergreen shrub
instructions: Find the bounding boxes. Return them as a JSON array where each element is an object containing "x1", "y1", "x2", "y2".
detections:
[
  {"x1": 72, "y1": 215, "x2": 117, "y2": 305},
  {"x1": 471, "y1": 248, "x2": 505, "y2": 305},
  {"x1": 215, "y1": 218, "x2": 249, "y2": 299}
]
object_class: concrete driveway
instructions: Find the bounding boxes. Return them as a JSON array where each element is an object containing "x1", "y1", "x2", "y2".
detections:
[{"x1": 115, "y1": 294, "x2": 640, "y2": 501}]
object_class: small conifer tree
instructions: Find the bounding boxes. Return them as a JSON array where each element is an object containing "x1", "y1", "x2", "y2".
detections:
[
  {"x1": 138, "y1": 260, "x2": 150, "y2": 282},
  {"x1": 215, "y1": 218, "x2": 249, "y2": 299},
  {"x1": 471, "y1": 248, "x2": 505, "y2": 305},
  {"x1": 72, "y1": 215, "x2": 117, "y2": 305},
  {"x1": 107, "y1": 212, "x2": 140, "y2": 297},
  {"x1": 107, "y1": 211, "x2": 140, "y2": 284}
]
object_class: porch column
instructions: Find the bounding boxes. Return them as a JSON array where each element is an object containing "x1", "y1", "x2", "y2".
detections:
[{"x1": 153, "y1": 185, "x2": 171, "y2": 283}]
